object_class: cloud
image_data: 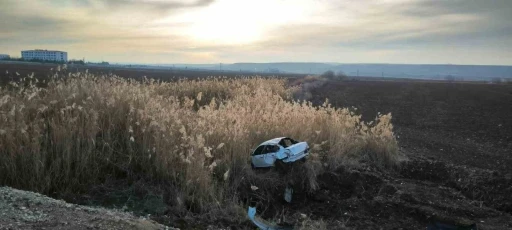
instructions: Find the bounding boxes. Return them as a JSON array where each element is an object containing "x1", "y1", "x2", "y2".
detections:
[
  {"x1": 0, "y1": 0, "x2": 511, "y2": 64},
  {"x1": 0, "y1": 0, "x2": 197, "y2": 55},
  {"x1": 250, "y1": 0, "x2": 512, "y2": 56},
  {"x1": 99, "y1": 0, "x2": 215, "y2": 9}
]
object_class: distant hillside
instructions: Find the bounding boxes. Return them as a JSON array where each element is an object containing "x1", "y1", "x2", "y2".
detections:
[
  {"x1": 87, "y1": 61, "x2": 512, "y2": 81},
  {"x1": 222, "y1": 63, "x2": 512, "y2": 81}
]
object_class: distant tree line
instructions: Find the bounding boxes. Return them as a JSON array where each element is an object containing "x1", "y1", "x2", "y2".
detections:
[
  {"x1": 0, "y1": 57, "x2": 107, "y2": 66},
  {"x1": 445, "y1": 75, "x2": 512, "y2": 84},
  {"x1": 444, "y1": 75, "x2": 465, "y2": 82},
  {"x1": 321, "y1": 70, "x2": 348, "y2": 80},
  {"x1": 1, "y1": 56, "x2": 67, "y2": 64},
  {"x1": 489, "y1": 77, "x2": 512, "y2": 84},
  {"x1": 68, "y1": 59, "x2": 85, "y2": 65}
]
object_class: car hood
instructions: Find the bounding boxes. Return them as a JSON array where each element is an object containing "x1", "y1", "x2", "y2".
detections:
[{"x1": 286, "y1": 142, "x2": 308, "y2": 155}]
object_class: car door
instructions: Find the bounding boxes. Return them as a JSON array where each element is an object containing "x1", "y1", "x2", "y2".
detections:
[
  {"x1": 263, "y1": 145, "x2": 280, "y2": 166},
  {"x1": 251, "y1": 145, "x2": 267, "y2": 167}
]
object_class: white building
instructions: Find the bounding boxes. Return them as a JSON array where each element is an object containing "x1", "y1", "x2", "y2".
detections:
[
  {"x1": 21, "y1": 49, "x2": 68, "y2": 62},
  {"x1": 0, "y1": 54, "x2": 9, "y2": 60}
]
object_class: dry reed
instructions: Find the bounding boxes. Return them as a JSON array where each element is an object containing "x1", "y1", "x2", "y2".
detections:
[{"x1": 0, "y1": 69, "x2": 398, "y2": 214}]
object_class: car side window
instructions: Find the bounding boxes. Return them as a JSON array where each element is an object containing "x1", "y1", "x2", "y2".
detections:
[
  {"x1": 253, "y1": 145, "x2": 265, "y2": 155},
  {"x1": 264, "y1": 145, "x2": 280, "y2": 154}
]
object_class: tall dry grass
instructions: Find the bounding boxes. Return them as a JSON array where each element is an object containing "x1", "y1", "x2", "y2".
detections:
[{"x1": 0, "y1": 69, "x2": 398, "y2": 215}]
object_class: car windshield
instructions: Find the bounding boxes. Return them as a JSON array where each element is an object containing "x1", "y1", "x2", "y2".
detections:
[{"x1": 252, "y1": 145, "x2": 265, "y2": 155}]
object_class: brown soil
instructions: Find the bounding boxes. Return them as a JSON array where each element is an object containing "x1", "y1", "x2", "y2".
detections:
[
  {"x1": 0, "y1": 62, "x2": 305, "y2": 85},
  {"x1": 1, "y1": 62, "x2": 512, "y2": 229},
  {"x1": 309, "y1": 80, "x2": 512, "y2": 174},
  {"x1": 230, "y1": 79, "x2": 512, "y2": 229},
  {"x1": 301, "y1": 79, "x2": 512, "y2": 229}
]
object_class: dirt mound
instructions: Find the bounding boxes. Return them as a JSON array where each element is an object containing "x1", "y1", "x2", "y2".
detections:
[
  {"x1": 0, "y1": 186, "x2": 173, "y2": 230},
  {"x1": 2, "y1": 159, "x2": 511, "y2": 229},
  {"x1": 243, "y1": 159, "x2": 512, "y2": 229},
  {"x1": 401, "y1": 159, "x2": 512, "y2": 215}
]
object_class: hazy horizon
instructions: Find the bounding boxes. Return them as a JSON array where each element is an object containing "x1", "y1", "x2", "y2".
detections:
[
  {"x1": 1, "y1": 0, "x2": 511, "y2": 65},
  {"x1": 123, "y1": 62, "x2": 512, "y2": 67}
]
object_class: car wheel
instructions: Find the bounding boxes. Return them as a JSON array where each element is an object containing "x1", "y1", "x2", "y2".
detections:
[{"x1": 251, "y1": 162, "x2": 256, "y2": 169}]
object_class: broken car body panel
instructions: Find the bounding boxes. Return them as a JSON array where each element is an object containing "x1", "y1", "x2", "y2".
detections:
[
  {"x1": 281, "y1": 142, "x2": 309, "y2": 163},
  {"x1": 251, "y1": 137, "x2": 309, "y2": 168},
  {"x1": 248, "y1": 206, "x2": 293, "y2": 230}
]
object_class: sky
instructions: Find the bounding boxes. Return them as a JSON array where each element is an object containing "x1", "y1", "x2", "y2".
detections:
[{"x1": 1, "y1": 0, "x2": 511, "y2": 65}]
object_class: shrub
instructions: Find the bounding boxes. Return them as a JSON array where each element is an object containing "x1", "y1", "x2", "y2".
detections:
[
  {"x1": 491, "y1": 77, "x2": 502, "y2": 84},
  {"x1": 320, "y1": 70, "x2": 335, "y2": 79},
  {"x1": 445, "y1": 75, "x2": 456, "y2": 82},
  {"x1": 320, "y1": 70, "x2": 347, "y2": 81},
  {"x1": 298, "y1": 218, "x2": 328, "y2": 230},
  {"x1": 291, "y1": 75, "x2": 327, "y2": 100},
  {"x1": 0, "y1": 69, "x2": 398, "y2": 215}
]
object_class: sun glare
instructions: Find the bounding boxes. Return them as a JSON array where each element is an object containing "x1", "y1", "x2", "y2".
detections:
[{"x1": 171, "y1": 0, "x2": 313, "y2": 45}]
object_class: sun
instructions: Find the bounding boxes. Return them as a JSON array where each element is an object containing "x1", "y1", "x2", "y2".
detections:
[
  {"x1": 170, "y1": 0, "x2": 312, "y2": 45},
  {"x1": 185, "y1": 1, "x2": 264, "y2": 45}
]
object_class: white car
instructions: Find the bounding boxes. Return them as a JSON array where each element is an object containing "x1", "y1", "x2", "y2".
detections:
[{"x1": 251, "y1": 137, "x2": 310, "y2": 168}]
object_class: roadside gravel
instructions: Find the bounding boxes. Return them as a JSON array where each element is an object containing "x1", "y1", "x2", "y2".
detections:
[{"x1": 0, "y1": 187, "x2": 177, "y2": 230}]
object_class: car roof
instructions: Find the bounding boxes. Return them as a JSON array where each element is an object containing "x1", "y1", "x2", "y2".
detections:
[{"x1": 259, "y1": 137, "x2": 286, "y2": 146}]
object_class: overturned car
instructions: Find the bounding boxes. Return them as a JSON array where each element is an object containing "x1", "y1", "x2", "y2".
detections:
[{"x1": 251, "y1": 137, "x2": 310, "y2": 168}]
